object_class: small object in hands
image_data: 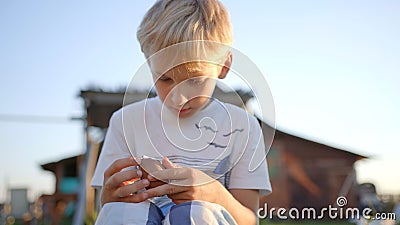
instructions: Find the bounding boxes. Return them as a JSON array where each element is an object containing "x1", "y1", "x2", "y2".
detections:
[
  {"x1": 139, "y1": 156, "x2": 166, "y2": 189},
  {"x1": 121, "y1": 166, "x2": 140, "y2": 186}
]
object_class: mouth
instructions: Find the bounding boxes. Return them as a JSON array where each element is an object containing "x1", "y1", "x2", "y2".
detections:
[{"x1": 172, "y1": 107, "x2": 192, "y2": 115}]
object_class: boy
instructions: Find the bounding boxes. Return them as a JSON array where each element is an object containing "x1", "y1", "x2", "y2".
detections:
[{"x1": 91, "y1": 0, "x2": 271, "y2": 224}]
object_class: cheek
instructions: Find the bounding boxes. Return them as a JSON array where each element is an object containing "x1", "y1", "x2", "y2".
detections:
[
  {"x1": 185, "y1": 81, "x2": 216, "y2": 99},
  {"x1": 191, "y1": 96, "x2": 210, "y2": 106},
  {"x1": 155, "y1": 83, "x2": 170, "y2": 102}
]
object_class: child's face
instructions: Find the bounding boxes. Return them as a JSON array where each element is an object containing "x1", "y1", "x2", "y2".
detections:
[{"x1": 151, "y1": 63, "x2": 226, "y2": 118}]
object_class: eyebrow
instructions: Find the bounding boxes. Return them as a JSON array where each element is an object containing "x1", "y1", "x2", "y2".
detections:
[
  {"x1": 153, "y1": 70, "x2": 208, "y2": 80},
  {"x1": 152, "y1": 71, "x2": 165, "y2": 79}
]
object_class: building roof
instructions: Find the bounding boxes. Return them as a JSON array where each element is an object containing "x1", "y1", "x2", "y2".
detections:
[
  {"x1": 41, "y1": 154, "x2": 84, "y2": 173},
  {"x1": 274, "y1": 128, "x2": 367, "y2": 160}
]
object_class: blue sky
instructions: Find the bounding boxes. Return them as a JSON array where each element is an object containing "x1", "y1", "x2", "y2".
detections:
[{"x1": 0, "y1": 0, "x2": 399, "y2": 202}]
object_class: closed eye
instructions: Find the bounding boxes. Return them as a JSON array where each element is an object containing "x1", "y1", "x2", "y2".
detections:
[
  {"x1": 187, "y1": 77, "x2": 206, "y2": 85},
  {"x1": 158, "y1": 76, "x2": 172, "y2": 82}
]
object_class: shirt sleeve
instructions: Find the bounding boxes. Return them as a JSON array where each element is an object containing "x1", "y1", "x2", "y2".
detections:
[
  {"x1": 90, "y1": 110, "x2": 132, "y2": 188},
  {"x1": 228, "y1": 115, "x2": 272, "y2": 193}
]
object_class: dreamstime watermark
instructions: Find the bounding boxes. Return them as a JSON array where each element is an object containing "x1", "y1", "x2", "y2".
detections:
[{"x1": 257, "y1": 196, "x2": 396, "y2": 221}]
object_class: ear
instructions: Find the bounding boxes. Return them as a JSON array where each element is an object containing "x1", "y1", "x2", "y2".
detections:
[{"x1": 218, "y1": 52, "x2": 232, "y2": 79}]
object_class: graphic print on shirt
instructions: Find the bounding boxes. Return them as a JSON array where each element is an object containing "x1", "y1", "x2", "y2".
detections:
[
  {"x1": 186, "y1": 121, "x2": 245, "y2": 187},
  {"x1": 195, "y1": 123, "x2": 218, "y2": 133}
]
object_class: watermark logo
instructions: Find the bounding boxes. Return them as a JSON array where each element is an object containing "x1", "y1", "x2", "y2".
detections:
[
  {"x1": 257, "y1": 196, "x2": 396, "y2": 221},
  {"x1": 336, "y1": 196, "x2": 347, "y2": 207}
]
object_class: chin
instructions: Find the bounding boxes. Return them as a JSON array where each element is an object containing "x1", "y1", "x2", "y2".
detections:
[{"x1": 178, "y1": 111, "x2": 196, "y2": 118}]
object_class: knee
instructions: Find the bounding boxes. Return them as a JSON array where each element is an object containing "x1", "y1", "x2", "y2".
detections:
[
  {"x1": 96, "y1": 201, "x2": 163, "y2": 225},
  {"x1": 165, "y1": 200, "x2": 236, "y2": 225}
]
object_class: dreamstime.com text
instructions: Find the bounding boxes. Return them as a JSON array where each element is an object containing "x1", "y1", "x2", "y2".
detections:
[{"x1": 257, "y1": 196, "x2": 396, "y2": 220}]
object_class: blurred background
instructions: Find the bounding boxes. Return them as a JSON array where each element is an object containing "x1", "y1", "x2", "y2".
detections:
[{"x1": 0, "y1": 0, "x2": 399, "y2": 224}]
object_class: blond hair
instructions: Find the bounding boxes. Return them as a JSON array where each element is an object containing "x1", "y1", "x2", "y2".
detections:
[{"x1": 137, "y1": 0, "x2": 233, "y2": 60}]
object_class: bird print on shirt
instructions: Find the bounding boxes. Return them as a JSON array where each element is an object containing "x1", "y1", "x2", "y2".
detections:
[
  {"x1": 195, "y1": 123, "x2": 218, "y2": 133},
  {"x1": 222, "y1": 128, "x2": 244, "y2": 137}
]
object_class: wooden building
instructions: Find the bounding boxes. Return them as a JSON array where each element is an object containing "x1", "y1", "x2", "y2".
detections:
[
  {"x1": 260, "y1": 126, "x2": 366, "y2": 211},
  {"x1": 40, "y1": 155, "x2": 84, "y2": 224}
]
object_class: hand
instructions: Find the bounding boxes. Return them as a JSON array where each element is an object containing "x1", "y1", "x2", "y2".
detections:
[
  {"x1": 145, "y1": 157, "x2": 257, "y2": 225},
  {"x1": 144, "y1": 157, "x2": 228, "y2": 205},
  {"x1": 101, "y1": 157, "x2": 150, "y2": 206}
]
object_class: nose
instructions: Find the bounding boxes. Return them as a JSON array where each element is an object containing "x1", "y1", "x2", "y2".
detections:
[{"x1": 170, "y1": 85, "x2": 188, "y2": 107}]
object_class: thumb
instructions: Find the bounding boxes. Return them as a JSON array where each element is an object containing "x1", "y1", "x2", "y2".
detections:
[{"x1": 162, "y1": 157, "x2": 179, "y2": 169}]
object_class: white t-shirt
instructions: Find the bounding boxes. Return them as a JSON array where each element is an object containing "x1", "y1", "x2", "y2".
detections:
[{"x1": 91, "y1": 97, "x2": 271, "y2": 206}]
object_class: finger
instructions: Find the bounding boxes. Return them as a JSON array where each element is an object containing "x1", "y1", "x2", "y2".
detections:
[
  {"x1": 167, "y1": 192, "x2": 193, "y2": 205},
  {"x1": 105, "y1": 169, "x2": 142, "y2": 189},
  {"x1": 121, "y1": 191, "x2": 150, "y2": 203},
  {"x1": 150, "y1": 168, "x2": 214, "y2": 186},
  {"x1": 144, "y1": 183, "x2": 185, "y2": 198},
  {"x1": 148, "y1": 167, "x2": 190, "y2": 182},
  {"x1": 117, "y1": 179, "x2": 150, "y2": 198},
  {"x1": 162, "y1": 157, "x2": 179, "y2": 169},
  {"x1": 102, "y1": 188, "x2": 150, "y2": 206},
  {"x1": 104, "y1": 157, "x2": 139, "y2": 180}
]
